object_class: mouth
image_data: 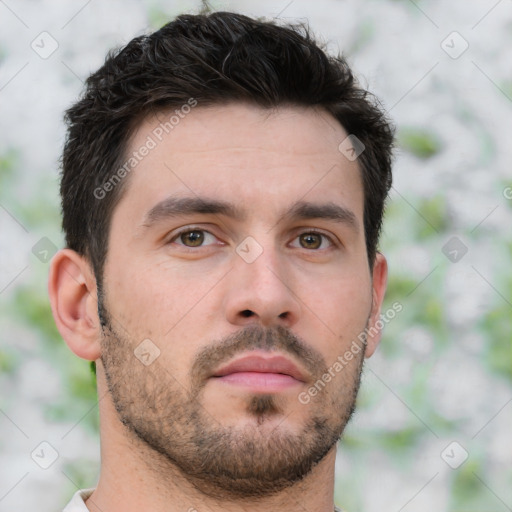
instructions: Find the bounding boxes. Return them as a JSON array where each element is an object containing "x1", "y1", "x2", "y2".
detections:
[{"x1": 210, "y1": 352, "x2": 307, "y2": 393}]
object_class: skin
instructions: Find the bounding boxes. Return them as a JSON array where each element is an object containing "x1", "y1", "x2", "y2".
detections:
[{"x1": 48, "y1": 102, "x2": 387, "y2": 512}]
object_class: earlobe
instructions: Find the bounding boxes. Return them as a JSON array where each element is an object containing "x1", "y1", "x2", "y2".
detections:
[
  {"x1": 365, "y1": 252, "x2": 388, "y2": 358},
  {"x1": 48, "y1": 249, "x2": 101, "y2": 361}
]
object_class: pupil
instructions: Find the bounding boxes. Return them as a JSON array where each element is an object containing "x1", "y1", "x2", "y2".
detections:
[
  {"x1": 301, "y1": 233, "x2": 320, "y2": 249},
  {"x1": 183, "y1": 230, "x2": 204, "y2": 246}
]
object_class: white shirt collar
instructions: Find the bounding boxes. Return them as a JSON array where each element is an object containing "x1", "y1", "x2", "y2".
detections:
[{"x1": 62, "y1": 488, "x2": 95, "y2": 512}]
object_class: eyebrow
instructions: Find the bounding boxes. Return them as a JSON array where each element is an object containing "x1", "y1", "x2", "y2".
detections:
[
  {"x1": 284, "y1": 201, "x2": 359, "y2": 233},
  {"x1": 141, "y1": 196, "x2": 245, "y2": 228},
  {"x1": 140, "y1": 195, "x2": 358, "y2": 233}
]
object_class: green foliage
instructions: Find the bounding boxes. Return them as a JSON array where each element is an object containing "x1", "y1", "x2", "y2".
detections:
[
  {"x1": 348, "y1": 19, "x2": 375, "y2": 54},
  {"x1": 62, "y1": 459, "x2": 99, "y2": 495},
  {"x1": 0, "y1": 348, "x2": 18, "y2": 374},
  {"x1": 9, "y1": 282, "x2": 99, "y2": 432},
  {"x1": 449, "y1": 459, "x2": 488, "y2": 510},
  {"x1": 148, "y1": 1, "x2": 192, "y2": 29},
  {"x1": 503, "y1": 180, "x2": 512, "y2": 210},
  {"x1": 12, "y1": 286, "x2": 61, "y2": 345},
  {"x1": 18, "y1": 193, "x2": 61, "y2": 229},
  {"x1": 0, "y1": 148, "x2": 18, "y2": 185},
  {"x1": 412, "y1": 296, "x2": 446, "y2": 340},
  {"x1": 415, "y1": 196, "x2": 448, "y2": 238},
  {"x1": 481, "y1": 305, "x2": 512, "y2": 381},
  {"x1": 501, "y1": 80, "x2": 512, "y2": 103},
  {"x1": 382, "y1": 191, "x2": 447, "y2": 243},
  {"x1": 398, "y1": 127, "x2": 442, "y2": 159},
  {"x1": 148, "y1": 7, "x2": 172, "y2": 29},
  {"x1": 478, "y1": 241, "x2": 512, "y2": 382},
  {"x1": 385, "y1": 275, "x2": 418, "y2": 303},
  {"x1": 377, "y1": 426, "x2": 424, "y2": 453},
  {"x1": 45, "y1": 354, "x2": 99, "y2": 433},
  {"x1": 69, "y1": 361, "x2": 98, "y2": 402}
]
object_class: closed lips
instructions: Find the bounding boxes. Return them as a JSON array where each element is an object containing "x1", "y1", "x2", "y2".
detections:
[{"x1": 212, "y1": 354, "x2": 306, "y2": 382}]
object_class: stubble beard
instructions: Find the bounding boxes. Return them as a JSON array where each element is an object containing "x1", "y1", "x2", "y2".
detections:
[{"x1": 99, "y1": 307, "x2": 366, "y2": 499}]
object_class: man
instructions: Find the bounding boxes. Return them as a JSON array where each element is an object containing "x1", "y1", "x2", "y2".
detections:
[{"x1": 49, "y1": 10, "x2": 393, "y2": 512}]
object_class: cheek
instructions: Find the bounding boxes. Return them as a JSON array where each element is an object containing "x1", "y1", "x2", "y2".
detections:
[
  {"x1": 104, "y1": 255, "x2": 222, "y2": 335},
  {"x1": 103, "y1": 257, "x2": 228, "y2": 386},
  {"x1": 295, "y1": 267, "x2": 372, "y2": 353}
]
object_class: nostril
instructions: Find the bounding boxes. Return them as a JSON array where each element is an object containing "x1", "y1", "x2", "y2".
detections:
[
  {"x1": 240, "y1": 309, "x2": 254, "y2": 318},
  {"x1": 278, "y1": 312, "x2": 288, "y2": 319}
]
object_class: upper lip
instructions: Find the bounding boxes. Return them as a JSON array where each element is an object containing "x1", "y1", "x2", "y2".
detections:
[{"x1": 212, "y1": 352, "x2": 307, "y2": 382}]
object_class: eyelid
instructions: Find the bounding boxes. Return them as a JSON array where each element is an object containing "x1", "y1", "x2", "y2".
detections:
[
  {"x1": 167, "y1": 225, "x2": 222, "y2": 246},
  {"x1": 165, "y1": 225, "x2": 340, "y2": 250},
  {"x1": 289, "y1": 229, "x2": 338, "y2": 249}
]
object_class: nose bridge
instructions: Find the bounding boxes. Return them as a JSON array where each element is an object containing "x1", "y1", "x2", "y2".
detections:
[
  {"x1": 225, "y1": 234, "x2": 300, "y2": 326},
  {"x1": 237, "y1": 235, "x2": 287, "y2": 297}
]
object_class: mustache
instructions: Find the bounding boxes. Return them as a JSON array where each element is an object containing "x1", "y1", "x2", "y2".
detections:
[{"x1": 190, "y1": 324, "x2": 328, "y2": 391}]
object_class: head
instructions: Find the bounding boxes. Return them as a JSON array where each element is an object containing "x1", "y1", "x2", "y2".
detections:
[{"x1": 49, "y1": 11, "x2": 393, "y2": 499}]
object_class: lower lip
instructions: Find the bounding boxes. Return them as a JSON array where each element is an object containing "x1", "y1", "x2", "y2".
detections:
[{"x1": 213, "y1": 372, "x2": 302, "y2": 392}]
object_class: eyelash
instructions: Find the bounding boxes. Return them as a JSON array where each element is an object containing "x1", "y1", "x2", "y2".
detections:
[
  {"x1": 290, "y1": 229, "x2": 335, "y2": 249},
  {"x1": 168, "y1": 227, "x2": 336, "y2": 250},
  {"x1": 168, "y1": 226, "x2": 220, "y2": 248}
]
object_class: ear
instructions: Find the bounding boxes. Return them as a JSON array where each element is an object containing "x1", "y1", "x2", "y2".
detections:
[
  {"x1": 365, "y1": 252, "x2": 388, "y2": 358},
  {"x1": 48, "y1": 249, "x2": 101, "y2": 361}
]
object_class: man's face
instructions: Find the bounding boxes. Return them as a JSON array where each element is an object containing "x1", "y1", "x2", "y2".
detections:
[{"x1": 99, "y1": 103, "x2": 382, "y2": 497}]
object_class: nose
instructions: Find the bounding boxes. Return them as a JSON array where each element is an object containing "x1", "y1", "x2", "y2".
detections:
[{"x1": 223, "y1": 242, "x2": 301, "y2": 328}]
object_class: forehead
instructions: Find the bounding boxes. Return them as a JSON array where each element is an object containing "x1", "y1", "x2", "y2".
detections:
[{"x1": 114, "y1": 102, "x2": 364, "y2": 226}]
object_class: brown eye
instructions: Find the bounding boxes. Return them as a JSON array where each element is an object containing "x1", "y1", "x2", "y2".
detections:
[
  {"x1": 299, "y1": 233, "x2": 323, "y2": 249},
  {"x1": 180, "y1": 230, "x2": 205, "y2": 247}
]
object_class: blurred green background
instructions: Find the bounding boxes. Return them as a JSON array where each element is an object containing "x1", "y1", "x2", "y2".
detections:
[{"x1": 0, "y1": 1, "x2": 511, "y2": 511}]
